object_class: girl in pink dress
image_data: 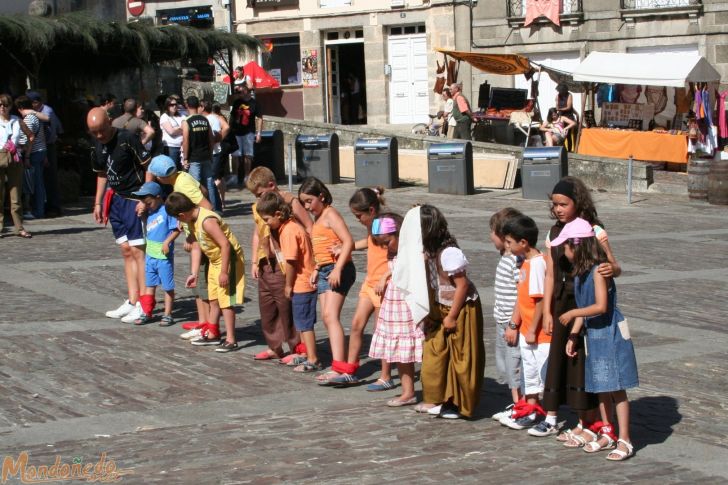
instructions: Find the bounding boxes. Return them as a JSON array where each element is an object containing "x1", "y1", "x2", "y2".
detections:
[{"x1": 368, "y1": 213, "x2": 424, "y2": 407}]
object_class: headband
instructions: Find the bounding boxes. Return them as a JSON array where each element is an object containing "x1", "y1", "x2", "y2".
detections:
[
  {"x1": 551, "y1": 179, "x2": 575, "y2": 201},
  {"x1": 371, "y1": 217, "x2": 397, "y2": 236}
]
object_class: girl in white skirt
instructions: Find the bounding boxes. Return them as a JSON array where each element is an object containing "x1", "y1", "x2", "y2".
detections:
[{"x1": 368, "y1": 213, "x2": 424, "y2": 407}]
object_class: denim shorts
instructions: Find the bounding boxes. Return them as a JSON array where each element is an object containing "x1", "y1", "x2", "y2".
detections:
[
  {"x1": 235, "y1": 133, "x2": 255, "y2": 158},
  {"x1": 145, "y1": 255, "x2": 175, "y2": 291},
  {"x1": 317, "y1": 261, "x2": 356, "y2": 296},
  {"x1": 291, "y1": 290, "x2": 317, "y2": 331}
]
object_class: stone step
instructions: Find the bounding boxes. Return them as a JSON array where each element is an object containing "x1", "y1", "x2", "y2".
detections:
[{"x1": 648, "y1": 170, "x2": 688, "y2": 195}]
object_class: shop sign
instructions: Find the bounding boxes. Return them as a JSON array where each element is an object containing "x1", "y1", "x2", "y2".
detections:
[{"x1": 253, "y1": 0, "x2": 299, "y2": 9}]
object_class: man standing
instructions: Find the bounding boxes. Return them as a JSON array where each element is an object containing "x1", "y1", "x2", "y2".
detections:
[
  {"x1": 112, "y1": 98, "x2": 155, "y2": 147},
  {"x1": 450, "y1": 82, "x2": 473, "y2": 140},
  {"x1": 229, "y1": 84, "x2": 262, "y2": 183},
  {"x1": 27, "y1": 91, "x2": 63, "y2": 217},
  {"x1": 87, "y1": 107, "x2": 152, "y2": 323},
  {"x1": 182, "y1": 96, "x2": 216, "y2": 206}
]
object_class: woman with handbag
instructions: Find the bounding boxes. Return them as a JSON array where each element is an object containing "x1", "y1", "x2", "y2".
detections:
[{"x1": 0, "y1": 93, "x2": 34, "y2": 238}]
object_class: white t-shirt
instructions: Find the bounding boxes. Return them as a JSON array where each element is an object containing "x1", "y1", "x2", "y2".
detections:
[
  {"x1": 445, "y1": 98, "x2": 456, "y2": 127},
  {"x1": 0, "y1": 115, "x2": 21, "y2": 146},
  {"x1": 206, "y1": 114, "x2": 222, "y2": 154},
  {"x1": 160, "y1": 113, "x2": 184, "y2": 148}
]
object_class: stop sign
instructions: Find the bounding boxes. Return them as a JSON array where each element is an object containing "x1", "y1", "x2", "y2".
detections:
[{"x1": 127, "y1": 0, "x2": 145, "y2": 17}]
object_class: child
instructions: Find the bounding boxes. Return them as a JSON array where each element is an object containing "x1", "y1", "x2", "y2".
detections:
[
  {"x1": 257, "y1": 191, "x2": 321, "y2": 372},
  {"x1": 246, "y1": 166, "x2": 309, "y2": 362},
  {"x1": 165, "y1": 192, "x2": 245, "y2": 352},
  {"x1": 552, "y1": 218, "x2": 638, "y2": 461},
  {"x1": 368, "y1": 213, "x2": 424, "y2": 406},
  {"x1": 500, "y1": 214, "x2": 549, "y2": 430},
  {"x1": 147, "y1": 155, "x2": 214, "y2": 338},
  {"x1": 130, "y1": 182, "x2": 181, "y2": 326},
  {"x1": 297, "y1": 177, "x2": 356, "y2": 385},
  {"x1": 488, "y1": 207, "x2": 523, "y2": 420},
  {"x1": 330, "y1": 187, "x2": 392, "y2": 387},
  {"x1": 537, "y1": 176, "x2": 621, "y2": 443},
  {"x1": 406, "y1": 205, "x2": 485, "y2": 419}
]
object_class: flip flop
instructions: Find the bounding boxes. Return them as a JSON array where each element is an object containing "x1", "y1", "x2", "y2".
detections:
[
  {"x1": 387, "y1": 397, "x2": 418, "y2": 407},
  {"x1": 414, "y1": 403, "x2": 436, "y2": 414},
  {"x1": 316, "y1": 370, "x2": 341, "y2": 385},
  {"x1": 253, "y1": 350, "x2": 278, "y2": 360},
  {"x1": 366, "y1": 378, "x2": 396, "y2": 392}
]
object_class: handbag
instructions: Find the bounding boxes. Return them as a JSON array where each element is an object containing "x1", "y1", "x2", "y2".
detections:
[{"x1": 219, "y1": 131, "x2": 239, "y2": 158}]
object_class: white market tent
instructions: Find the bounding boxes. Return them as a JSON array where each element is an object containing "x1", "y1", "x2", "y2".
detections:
[{"x1": 572, "y1": 52, "x2": 721, "y2": 87}]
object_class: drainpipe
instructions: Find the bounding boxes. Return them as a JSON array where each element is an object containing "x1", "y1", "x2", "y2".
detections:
[{"x1": 227, "y1": 0, "x2": 235, "y2": 96}]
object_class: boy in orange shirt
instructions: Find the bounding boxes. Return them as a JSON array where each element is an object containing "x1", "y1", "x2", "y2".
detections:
[
  {"x1": 257, "y1": 192, "x2": 321, "y2": 372},
  {"x1": 501, "y1": 214, "x2": 551, "y2": 431}
]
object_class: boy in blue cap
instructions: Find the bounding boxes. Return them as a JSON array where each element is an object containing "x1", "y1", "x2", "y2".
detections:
[{"x1": 131, "y1": 181, "x2": 181, "y2": 326}]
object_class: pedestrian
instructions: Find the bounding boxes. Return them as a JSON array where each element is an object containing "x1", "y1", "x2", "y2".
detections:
[
  {"x1": 112, "y1": 98, "x2": 155, "y2": 147},
  {"x1": 328, "y1": 187, "x2": 392, "y2": 387},
  {"x1": 488, "y1": 207, "x2": 524, "y2": 421},
  {"x1": 15, "y1": 95, "x2": 47, "y2": 220},
  {"x1": 245, "y1": 166, "x2": 308, "y2": 362},
  {"x1": 230, "y1": 84, "x2": 262, "y2": 183},
  {"x1": 182, "y1": 96, "x2": 216, "y2": 209},
  {"x1": 450, "y1": 82, "x2": 473, "y2": 140},
  {"x1": 536, "y1": 176, "x2": 622, "y2": 444},
  {"x1": 165, "y1": 192, "x2": 245, "y2": 353},
  {"x1": 499, "y1": 214, "x2": 549, "y2": 430},
  {"x1": 0, "y1": 93, "x2": 33, "y2": 238},
  {"x1": 130, "y1": 181, "x2": 181, "y2": 326},
  {"x1": 201, "y1": 100, "x2": 229, "y2": 214},
  {"x1": 100, "y1": 93, "x2": 118, "y2": 118},
  {"x1": 368, "y1": 213, "x2": 424, "y2": 407},
  {"x1": 297, "y1": 177, "x2": 356, "y2": 385},
  {"x1": 442, "y1": 87, "x2": 455, "y2": 138},
  {"x1": 256, "y1": 191, "x2": 320, "y2": 373},
  {"x1": 160, "y1": 96, "x2": 184, "y2": 171},
  {"x1": 27, "y1": 91, "x2": 64, "y2": 217},
  {"x1": 553, "y1": 217, "x2": 638, "y2": 461},
  {"x1": 87, "y1": 107, "x2": 151, "y2": 322},
  {"x1": 408, "y1": 205, "x2": 485, "y2": 419}
]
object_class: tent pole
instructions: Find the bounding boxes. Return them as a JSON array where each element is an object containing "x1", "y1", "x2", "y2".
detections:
[{"x1": 574, "y1": 83, "x2": 588, "y2": 153}]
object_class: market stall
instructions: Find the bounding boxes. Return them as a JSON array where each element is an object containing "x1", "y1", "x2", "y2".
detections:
[{"x1": 572, "y1": 52, "x2": 722, "y2": 164}]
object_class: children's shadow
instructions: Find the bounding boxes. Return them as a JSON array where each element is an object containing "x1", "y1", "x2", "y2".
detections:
[{"x1": 629, "y1": 395, "x2": 681, "y2": 451}]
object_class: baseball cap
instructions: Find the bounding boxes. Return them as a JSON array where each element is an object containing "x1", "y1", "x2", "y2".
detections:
[
  {"x1": 549, "y1": 217, "x2": 595, "y2": 247},
  {"x1": 26, "y1": 91, "x2": 42, "y2": 102},
  {"x1": 132, "y1": 181, "x2": 163, "y2": 198},
  {"x1": 148, "y1": 155, "x2": 177, "y2": 177}
]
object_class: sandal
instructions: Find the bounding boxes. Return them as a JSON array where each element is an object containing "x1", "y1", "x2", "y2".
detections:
[
  {"x1": 159, "y1": 315, "x2": 175, "y2": 327},
  {"x1": 414, "y1": 403, "x2": 436, "y2": 413},
  {"x1": 387, "y1": 396, "x2": 418, "y2": 407},
  {"x1": 17, "y1": 230, "x2": 32, "y2": 239},
  {"x1": 315, "y1": 370, "x2": 341, "y2": 385},
  {"x1": 328, "y1": 373, "x2": 360, "y2": 386},
  {"x1": 292, "y1": 360, "x2": 323, "y2": 373},
  {"x1": 253, "y1": 350, "x2": 279, "y2": 360},
  {"x1": 563, "y1": 427, "x2": 597, "y2": 448},
  {"x1": 281, "y1": 355, "x2": 307, "y2": 366},
  {"x1": 556, "y1": 423, "x2": 582, "y2": 442},
  {"x1": 584, "y1": 424, "x2": 617, "y2": 453},
  {"x1": 606, "y1": 439, "x2": 634, "y2": 461},
  {"x1": 366, "y1": 378, "x2": 396, "y2": 392}
]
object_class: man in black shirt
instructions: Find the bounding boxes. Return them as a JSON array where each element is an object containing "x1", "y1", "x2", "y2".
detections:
[
  {"x1": 229, "y1": 84, "x2": 262, "y2": 182},
  {"x1": 182, "y1": 96, "x2": 216, "y2": 204},
  {"x1": 87, "y1": 107, "x2": 152, "y2": 322}
]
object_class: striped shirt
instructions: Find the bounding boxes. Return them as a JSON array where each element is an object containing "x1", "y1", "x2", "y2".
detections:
[
  {"x1": 19, "y1": 114, "x2": 47, "y2": 153},
  {"x1": 493, "y1": 253, "x2": 520, "y2": 325}
]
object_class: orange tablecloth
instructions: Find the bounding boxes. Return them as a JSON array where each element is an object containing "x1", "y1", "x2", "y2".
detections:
[{"x1": 577, "y1": 128, "x2": 688, "y2": 164}]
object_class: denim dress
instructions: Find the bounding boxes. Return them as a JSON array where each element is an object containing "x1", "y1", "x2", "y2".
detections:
[{"x1": 574, "y1": 267, "x2": 639, "y2": 393}]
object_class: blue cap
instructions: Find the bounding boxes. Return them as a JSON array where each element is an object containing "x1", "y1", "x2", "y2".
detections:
[
  {"x1": 132, "y1": 181, "x2": 163, "y2": 198},
  {"x1": 26, "y1": 91, "x2": 42, "y2": 102},
  {"x1": 148, "y1": 155, "x2": 177, "y2": 177}
]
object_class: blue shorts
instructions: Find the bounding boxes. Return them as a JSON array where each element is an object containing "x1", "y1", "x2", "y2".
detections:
[
  {"x1": 317, "y1": 261, "x2": 356, "y2": 296},
  {"x1": 109, "y1": 194, "x2": 144, "y2": 246},
  {"x1": 145, "y1": 255, "x2": 175, "y2": 291},
  {"x1": 235, "y1": 133, "x2": 255, "y2": 158},
  {"x1": 292, "y1": 290, "x2": 317, "y2": 331}
]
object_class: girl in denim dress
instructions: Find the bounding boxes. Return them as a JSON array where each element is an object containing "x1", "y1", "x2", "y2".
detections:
[{"x1": 553, "y1": 217, "x2": 638, "y2": 462}]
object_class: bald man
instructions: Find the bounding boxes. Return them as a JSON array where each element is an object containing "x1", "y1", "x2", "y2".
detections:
[
  {"x1": 450, "y1": 83, "x2": 473, "y2": 141},
  {"x1": 87, "y1": 107, "x2": 153, "y2": 322}
]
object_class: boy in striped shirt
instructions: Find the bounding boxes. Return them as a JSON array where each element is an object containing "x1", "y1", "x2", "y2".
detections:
[{"x1": 489, "y1": 208, "x2": 523, "y2": 421}]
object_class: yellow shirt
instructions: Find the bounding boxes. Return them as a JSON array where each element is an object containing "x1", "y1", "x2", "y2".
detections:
[
  {"x1": 174, "y1": 171, "x2": 203, "y2": 205},
  {"x1": 193, "y1": 207, "x2": 244, "y2": 265}
]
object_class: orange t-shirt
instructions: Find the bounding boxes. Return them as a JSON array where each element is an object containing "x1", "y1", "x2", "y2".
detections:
[
  {"x1": 279, "y1": 219, "x2": 315, "y2": 294},
  {"x1": 517, "y1": 254, "x2": 551, "y2": 344},
  {"x1": 311, "y1": 223, "x2": 340, "y2": 267},
  {"x1": 364, "y1": 235, "x2": 389, "y2": 288}
]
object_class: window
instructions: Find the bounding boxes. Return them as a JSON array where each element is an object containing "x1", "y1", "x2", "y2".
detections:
[
  {"x1": 320, "y1": 0, "x2": 352, "y2": 6},
  {"x1": 260, "y1": 35, "x2": 301, "y2": 86},
  {"x1": 625, "y1": 0, "x2": 695, "y2": 8},
  {"x1": 508, "y1": 0, "x2": 582, "y2": 17}
]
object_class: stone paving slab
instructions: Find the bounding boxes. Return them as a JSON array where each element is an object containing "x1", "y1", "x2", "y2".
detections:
[{"x1": 1, "y1": 183, "x2": 727, "y2": 484}]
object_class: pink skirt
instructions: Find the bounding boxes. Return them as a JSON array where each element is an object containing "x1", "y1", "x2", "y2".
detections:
[{"x1": 368, "y1": 279, "x2": 424, "y2": 363}]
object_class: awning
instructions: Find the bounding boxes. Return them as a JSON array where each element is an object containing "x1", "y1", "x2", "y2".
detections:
[
  {"x1": 572, "y1": 52, "x2": 721, "y2": 87},
  {"x1": 435, "y1": 49, "x2": 531, "y2": 76}
]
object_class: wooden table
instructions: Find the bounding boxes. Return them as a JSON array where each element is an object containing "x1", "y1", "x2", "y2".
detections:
[{"x1": 577, "y1": 128, "x2": 688, "y2": 164}]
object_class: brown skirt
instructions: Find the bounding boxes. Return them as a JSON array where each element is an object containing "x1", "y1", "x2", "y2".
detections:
[{"x1": 421, "y1": 300, "x2": 485, "y2": 418}]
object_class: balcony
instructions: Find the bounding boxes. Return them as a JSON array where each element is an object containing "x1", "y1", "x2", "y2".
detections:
[
  {"x1": 507, "y1": 0, "x2": 583, "y2": 27},
  {"x1": 620, "y1": 0, "x2": 702, "y2": 24}
]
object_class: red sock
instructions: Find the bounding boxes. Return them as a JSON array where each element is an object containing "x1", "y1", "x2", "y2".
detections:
[
  {"x1": 294, "y1": 342, "x2": 307, "y2": 355},
  {"x1": 139, "y1": 294, "x2": 155, "y2": 316}
]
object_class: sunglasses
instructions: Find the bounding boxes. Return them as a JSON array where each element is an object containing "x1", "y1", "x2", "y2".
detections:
[
  {"x1": 169, "y1": 103, "x2": 178, "y2": 107},
  {"x1": 0, "y1": 103, "x2": 9, "y2": 107}
]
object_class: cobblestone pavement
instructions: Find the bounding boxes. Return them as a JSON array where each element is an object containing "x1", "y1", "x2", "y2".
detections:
[{"x1": 1, "y1": 182, "x2": 726, "y2": 484}]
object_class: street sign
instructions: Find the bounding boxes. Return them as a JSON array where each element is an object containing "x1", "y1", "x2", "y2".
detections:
[{"x1": 128, "y1": 0, "x2": 145, "y2": 17}]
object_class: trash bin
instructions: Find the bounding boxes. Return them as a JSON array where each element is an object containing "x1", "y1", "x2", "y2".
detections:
[
  {"x1": 295, "y1": 133, "x2": 339, "y2": 184},
  {"x1": 427, "y1": 142, "x2": 474, "y2": 195},
  {"x1": 521, "y1": 146, "x2": 568, "y2": 200},
  {"x1": 253, "y1": 129, "x2": 285, "y2": 180},
  {"x1": 354, "y1": 137, "x2": 398, "y2": 188}
]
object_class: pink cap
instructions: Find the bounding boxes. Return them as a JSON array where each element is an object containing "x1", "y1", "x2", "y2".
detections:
[{"x1": 550, "y1": 217, "x2": 595, "y2": 246}]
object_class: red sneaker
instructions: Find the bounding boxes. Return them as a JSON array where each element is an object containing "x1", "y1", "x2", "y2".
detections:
[{"x1": 181, "y1": 321, "x2": 205, "y2": 331}]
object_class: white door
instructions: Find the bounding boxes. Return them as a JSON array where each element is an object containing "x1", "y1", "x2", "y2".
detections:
[
  {"x1": 388, "y1": 34, "x2": 428, "y2": 124},
  {"x1": 515, "y1": 51, "x2": 582, "y2": 120}
]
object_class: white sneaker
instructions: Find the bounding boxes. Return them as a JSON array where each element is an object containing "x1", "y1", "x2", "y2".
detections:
[
  {"x1": 120, "y1": 302, "x2": 143, "y2": 323},
  {"x1": 492, "y1": 404, "x2": 515, "y2": 421},
  {"x1": 180, "y1": 328, "x2": 203, "y2": 340},
  {"x1": 105, "y1": 300, "x2": 134, "y2": 319}
]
